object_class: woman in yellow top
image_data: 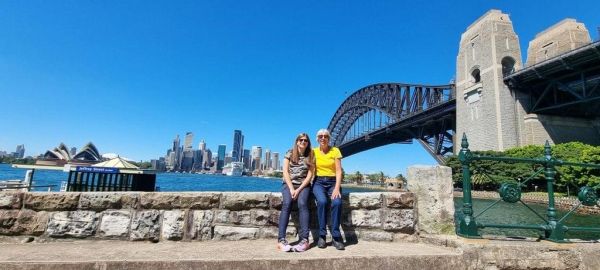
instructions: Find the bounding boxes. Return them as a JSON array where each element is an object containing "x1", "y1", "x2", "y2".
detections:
[{"x1": 312, "y1": 128, "x2": 344, "y2": 250}]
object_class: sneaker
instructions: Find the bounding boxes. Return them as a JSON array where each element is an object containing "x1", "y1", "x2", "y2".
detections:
[
  {"x1": 277, "y1": 239, "x2": 292, "y2": 252},
  {"x1": 317, "y1": 237, "x2": 327, "y2": 249},
  {"x1": 332, "y1": 239, "x2": 345, "y2": 250},
  {"x1": 293, "y1": 239, "x2": 309, "y2": 252}
]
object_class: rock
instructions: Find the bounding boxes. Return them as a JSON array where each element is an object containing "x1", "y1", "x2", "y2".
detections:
[
  {"x1": 383, "y1": 192, "x2": 415, "y2": 209},
  {"x1": 252, "y1": 210, "x2": 278, "y2": 226},
  {"x1": 24, "y1": 193, "x2": 80, "y2": 211},
  {"x1": 79, "y1": 193, "x2": 139, "y2": 210},
  {"x1": 348, "y1": 210, "x2": 381, "y2": 228},
  {"x1": 0, "y1": 192, "x2": 23, "y2": 209},
  {"x1": 381, "y1": 209, "x2": 415, "y2": 233},
  {"x1": 140, "y1": 193, "x2": 220, "y2": 210},
  {"x1": 189, "y1": 210, "x2": 213, "y2": 241},
  {"x1": 129, "y1": 210, "x2": 160, "y2": 241},
  {"x1": 260, "y1": 226, "x2": 296, "y2": 239},
  {"x1": 269, "y1": 193, "x2": 282, "y2": 210},
  {"x1": 213, "y1": 225, "x2": 258, "y2": 240},
  {"x1": 357, "y1": 230, "x2": 393, "y2": 241},
  {"x1": 0, "y1": 210, "x2": 19, "y2": 235},
  {"x1": 98, "y1": 210, "x2": 131, "y2": 239},
  {"x1": 407, "y1": 165, "x2": 454, "y2": 234},
  {"x1": 161, "y1": 210, "x2": 186, "y2": 241},
  {"x1": 228, "y1": 211, "x2": 252, "y2": 225},
  {"x1": 213, "y1": 210, "x2": 230, "y2": 224},
  {"x1": 221, "y1": 193, "x2": 270, "y2": 210},
  {"x1": 46, "y1": 211, "x2": 99, "y2": 238},
  {"x1": 349, "y1": 193, "x2": 382, "y2": 209}
]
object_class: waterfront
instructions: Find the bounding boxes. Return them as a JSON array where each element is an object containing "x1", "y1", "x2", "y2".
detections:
[{"x1": 0, "y1": 164, "x2": 375, "y2": 193}]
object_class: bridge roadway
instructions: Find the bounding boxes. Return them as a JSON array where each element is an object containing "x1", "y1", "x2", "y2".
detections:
[{"x1": 1, "y1": 236, "x2": 599, "y2": 269}]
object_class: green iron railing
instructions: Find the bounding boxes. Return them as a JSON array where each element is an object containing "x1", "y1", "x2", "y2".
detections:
[{"x1": 457, "y1": 134, "x2": 600, "y2": 243}]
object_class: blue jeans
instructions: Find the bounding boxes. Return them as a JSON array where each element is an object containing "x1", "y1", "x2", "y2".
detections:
[
  {"x1": 278, "y1": 183, "x2": 310, "y2": 240},
  {"x1": 312, "y1": 177, "x2": 343, "y2": 240}
]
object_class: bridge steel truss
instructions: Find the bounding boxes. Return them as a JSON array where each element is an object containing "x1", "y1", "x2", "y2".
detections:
[
  {"x1": 504, "y1": 41, "x2": 600, "y2": 118},
  {"x1": 327, "y1": 83, "x2": 456, "y2": 163}
]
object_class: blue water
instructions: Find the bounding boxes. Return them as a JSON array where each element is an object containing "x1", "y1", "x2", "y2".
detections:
[
  {"x1": 0, "y1": 163, "x2": 373, "y2": 193},
  {"x1": 454, "y1": 197, "x2": 600, "y2": 240}
]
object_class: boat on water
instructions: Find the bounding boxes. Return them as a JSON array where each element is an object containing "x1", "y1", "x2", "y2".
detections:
[{"x1": 222, "y1": 162, "x2": 243, "y2": 177}]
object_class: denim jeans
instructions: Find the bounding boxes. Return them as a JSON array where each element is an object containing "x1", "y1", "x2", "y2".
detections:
[
  {"x1": 312, "y1": 177, "x2": 343, "y2": 239},
  {"x1": 278, "y1": 183, "x2": 310, "y2": 240}
]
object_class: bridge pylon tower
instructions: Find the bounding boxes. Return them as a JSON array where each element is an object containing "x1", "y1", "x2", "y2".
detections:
[{"x1": 455, "y1": 10, "x2": 525, "y2": 152}]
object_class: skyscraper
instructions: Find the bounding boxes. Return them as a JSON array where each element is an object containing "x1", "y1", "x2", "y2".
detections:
[
  {"x1": 272, "y1": 152, "x2": 280, "y2": 170},
  {"x1": 170, "y1": 135, "x2": 181, "y2": 170},
  {"x1": 202, "y1": 149, "x2": 212, "y2": 170},
  {"x1": 264, "y1": 149, "x2": 271, "y2": 171},
  {"x1": 198, "y1": 140, "x2": 206, "y2": 152},
  {"x1": 251, "y1": 146, "x2": 262, "y2": 171},
  {"x1": 242, "y1": 149, "x2": 251, "y2": 170},
  {"x1": 217, "y1": 144, "x2": 226, "y2": 171},
  {"x1": 184, "y1": 132, "x2": 194, "y2": 150},
  {"x1": 232, "y1": 130, "x2": 243, "y2": 162},
  {"x1": 15, "y1": 145, "x2": 25, "y2": 158},
  {"x1": 70, "y1": 147, "x2": 77, "y2": 156}
]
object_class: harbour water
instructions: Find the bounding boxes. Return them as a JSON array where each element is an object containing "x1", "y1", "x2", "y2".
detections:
[
  {"x1": 454, "y1": 198, "x2": 600, "y2": 240},
  {"x1": 0, "y1": 164, "x2": 373, "y2": 193}
]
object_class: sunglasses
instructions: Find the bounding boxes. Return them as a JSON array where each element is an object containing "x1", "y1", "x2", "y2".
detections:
[
  {"x1": 317, "y1": 135, "x2": 329, "y2": 139},
  {"x1": 297, "y1": 138, "x2": 309, "y2": 142}
]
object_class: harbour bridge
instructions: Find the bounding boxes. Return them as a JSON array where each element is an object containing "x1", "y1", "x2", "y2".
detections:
[{"x1": 328, "y1": 12, "x2": 600, "y2": 163}]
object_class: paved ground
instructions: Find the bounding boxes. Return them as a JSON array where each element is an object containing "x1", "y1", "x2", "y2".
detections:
[
  {"x1": 1, "y1": 237, "x2": 599, "y2": 270},
  {"x1": 0, "y1": 239, "x2": 462, "y2": 270}
]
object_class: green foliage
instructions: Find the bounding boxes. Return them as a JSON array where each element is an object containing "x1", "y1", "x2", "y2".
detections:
[
  {"x1": 444, "y1": 142, "x2": 600, "y2": 192},
  {"x1": 0, "y1": 156, "x2": 35, "y2": 165},
  {"x1": 267, "y1": 171, "x2": 283, "y2": 178}
]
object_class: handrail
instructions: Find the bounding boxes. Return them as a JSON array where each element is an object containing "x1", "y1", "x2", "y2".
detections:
[{"x1": 457, "y1": 133, "x2": 600, "y2": 243}]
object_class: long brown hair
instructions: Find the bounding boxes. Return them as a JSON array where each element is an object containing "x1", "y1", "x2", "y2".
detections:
[{"x1": 291, "y1": 133, "x2": 315, "y2": 169}]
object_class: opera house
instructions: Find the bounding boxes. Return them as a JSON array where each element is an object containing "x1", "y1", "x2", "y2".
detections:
[
  {"x1": 12, "y1": 142, "x2": 156, "y2": 192},
  {"x1": 37, "y1": 142, "x2": 102, "y2": 166}
]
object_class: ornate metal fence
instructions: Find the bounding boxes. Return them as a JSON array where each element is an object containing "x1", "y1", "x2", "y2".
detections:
[{"x1": 457, "y1": 134, "x2": 600, "y2": 242}]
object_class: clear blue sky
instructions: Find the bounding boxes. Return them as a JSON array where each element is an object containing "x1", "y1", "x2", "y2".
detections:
[{"x1": 1, "y1": 1, "x2": 598, "y2": 176}]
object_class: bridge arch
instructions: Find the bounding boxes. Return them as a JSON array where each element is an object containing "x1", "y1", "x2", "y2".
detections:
[{"x1": 327, "y1": 83, "x2": 456, "y2": 163}]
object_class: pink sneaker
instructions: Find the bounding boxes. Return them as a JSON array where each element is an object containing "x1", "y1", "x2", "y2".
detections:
[
  {"x1": 292, "y1": 239, "x2": 310, "y2": 252},
  {"x1": 277, "y1": 239, "x2": 292, "y2": 252}
]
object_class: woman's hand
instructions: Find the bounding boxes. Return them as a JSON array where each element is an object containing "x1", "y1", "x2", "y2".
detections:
[
  {"x1": 331, "y1": 188, "x2": 341, "y2": 199},
  {"x1": 291, "y1": 187, "x2": 301, "y2": 200}
]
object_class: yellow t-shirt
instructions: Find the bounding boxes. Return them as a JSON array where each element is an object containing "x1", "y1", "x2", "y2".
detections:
[{"x1": 313, "y1": 147, "x2": 342, "y2": 177}]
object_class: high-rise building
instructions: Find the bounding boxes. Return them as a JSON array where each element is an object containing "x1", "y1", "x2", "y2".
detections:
[
  {"x1": 15, "y1": 145, "x2": 25, "y2": 158},
  {"x1": 251, "y1": 146, "x2": 262, "y2": 171},
  {"x1": 217, "y1": 144, "x2": 226, "y2": 171},
  {"x1": 192, "y1": 150, "x2": 203, "y2": 171},
  {"x1": 181, "y1": 150, "x2": 195, "y2": 171},
  {"x1": 242, "y1": 149, "x2": 251, "y2": 170},
  {"x1": 272, "y1": 152, "x2": 280, "y2": 170},
  {"x1": 232, "y1": 130, "x2": 243, "y2": 162},
  {"x1": 198, "y1": 140, "x2": 206, "y2": 152},
  {"x1": 202, "y1": 149, "x2": 212, "y2": 170},
  {"x1": 184, "y1": 132, "x2": 194, "y2": 150},
  {"x1": 264, "y1": 149, "x2": 271, "y2": 171},
  {"x1": 70, "y1": 147, "x2": 77, "y2": 156},
  {"x1": 172, "y1": 135, "x2": 181, "y2": 170}
]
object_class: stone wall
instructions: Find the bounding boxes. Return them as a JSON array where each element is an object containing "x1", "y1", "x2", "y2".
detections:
[{"x1": 0, "y1": 191, "x2": 416, "y2": 242}]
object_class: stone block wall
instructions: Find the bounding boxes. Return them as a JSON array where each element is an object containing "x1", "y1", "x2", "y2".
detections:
[{"x1": 0, "y1": 191, "x2": 416, "y2": 242}]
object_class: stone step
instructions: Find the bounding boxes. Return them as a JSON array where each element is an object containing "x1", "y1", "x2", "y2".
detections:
[{"x1": 0, "y1": 240, "x2": 463, "y2": 270}]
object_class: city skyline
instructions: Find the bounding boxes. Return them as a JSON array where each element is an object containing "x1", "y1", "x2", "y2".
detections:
[{"x1": 1, "y1": 1, "x2": 599, "y2": 176}]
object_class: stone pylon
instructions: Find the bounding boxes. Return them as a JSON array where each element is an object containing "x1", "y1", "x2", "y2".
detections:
[{"x1": 455, "y1": 10, "x2": 525, "y2": 152}]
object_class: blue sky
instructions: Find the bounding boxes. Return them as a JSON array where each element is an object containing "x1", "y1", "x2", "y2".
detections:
[{"x1": 1, "y1": 1, "x2": 599, "y2": 176}]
